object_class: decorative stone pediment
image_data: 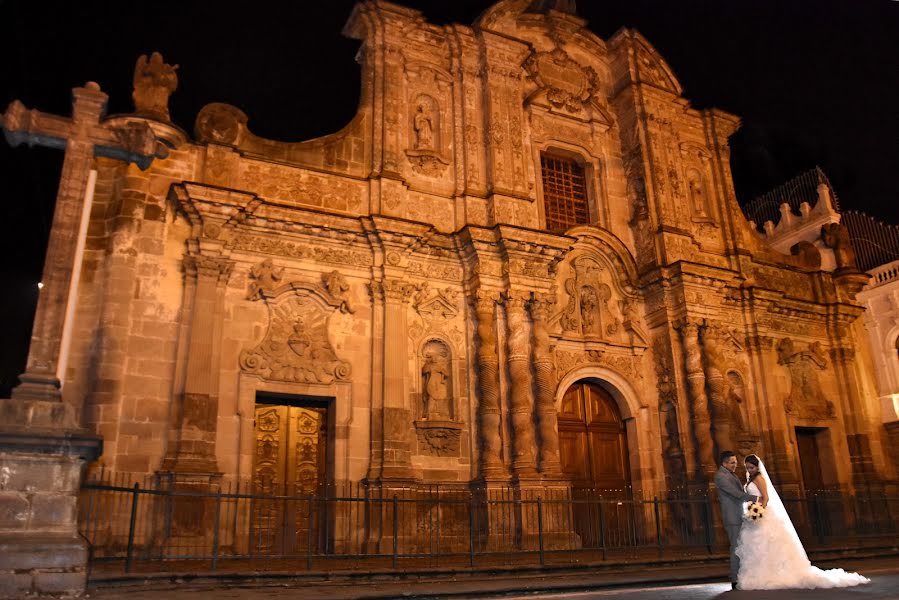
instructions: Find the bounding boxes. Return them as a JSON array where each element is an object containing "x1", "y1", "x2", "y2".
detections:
[
  {"x1": 414, "y1": 286, "x2": 460, "y2": 321},
  {"x1": 240, "y1": 290, "x2": 351, "y2": 384}
]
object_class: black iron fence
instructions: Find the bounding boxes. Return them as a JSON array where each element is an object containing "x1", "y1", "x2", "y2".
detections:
[{"x1": 78, "y1": 479, "x2": 899, "y2": 575}]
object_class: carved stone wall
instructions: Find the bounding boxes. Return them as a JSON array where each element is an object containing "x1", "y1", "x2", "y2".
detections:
[{"x1": 54, "y1": 0, "x2": 890, "y2": 502}]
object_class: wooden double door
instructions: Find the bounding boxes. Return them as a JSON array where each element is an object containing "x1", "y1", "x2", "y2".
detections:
[
  {"x1": 558, "y1": 381, "x2": 632, "y2": 546},
  {"x1": 251, "y1": 403, "x2": 328, "y2": 554}
]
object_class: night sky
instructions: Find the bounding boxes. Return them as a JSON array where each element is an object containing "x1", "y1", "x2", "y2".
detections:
[{"x1": 1, "y1": 0, "x2": 897, "y2": 397}]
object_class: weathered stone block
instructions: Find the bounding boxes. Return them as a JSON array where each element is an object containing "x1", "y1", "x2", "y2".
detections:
[
  {"x1": 34, "y1": 570, "x2": 88, "y2": 595},
  {"x1": 0, "y1": 493, "x2": 30, "y2": 529},
  {"x1": 0, "y1": 572, "x2": 32, "y2": 598},
  {"x1": 0, "y1": 535, "x2": 87, "y2": 570},
  {"x1": 31, "y1": 494, "x2": 76, "y2": 528}
]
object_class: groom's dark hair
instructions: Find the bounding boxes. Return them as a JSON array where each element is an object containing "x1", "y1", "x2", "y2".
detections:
[{"x1": 719, "y1": 450, "x2": 736, "y2": 465}]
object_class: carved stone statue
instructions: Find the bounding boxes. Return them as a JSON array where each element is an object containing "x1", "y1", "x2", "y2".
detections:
[
  {"x1": 132, "y1": 52, "x2": 178, "y2": 122},
  {"x1": 421, "y1": 340, "x2": 452, "y2": 420},
  {"x1": 247, "y1": 259, "x2": 283, "y2": 300},
  {"x1": 687, "y1": 169, "x2": 709, "y2": 219},
  {"x1": 322, "y1": 270, "x2": 354, "y2": 314},
  {"x1": 821, "y1": 222, "x2": 858, "y2": 272},
  {"x1": 579, "y1": 285, "x2": 597, "y2": 330},
  {"x1": 413, "y1": 104, "x2": 434, "y2": 150}
]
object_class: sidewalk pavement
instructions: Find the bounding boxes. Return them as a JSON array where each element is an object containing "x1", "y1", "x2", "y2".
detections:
[{"x1": 85, "y1": 548, "x2": 899, "y2": 599}]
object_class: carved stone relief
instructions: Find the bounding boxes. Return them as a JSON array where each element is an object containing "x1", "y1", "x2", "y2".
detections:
[
  {"x1": 231, "y1": 234, "x2": 373, "y2": 268},
  {"x1": 240, "y1": 294, "x2": 351, "y2": 384},
  {"x1": 239, "y1": 161, "x2": 365, "y2": 213},
  {"x1": 523, "y1": 47, "x2": 600, "y2": 115},
  {"x1": 776, "y1": 338, "x2": 836, "y2": 420},
  {"x1": 555, "y1": 256, "x2": 628, "y2": 342},
  {"x1": 414, "y1": 286, "x2": 460, "y2": 321},
  {"x1": 247, "y1": 258, "x2": 284, "y2": 300},
  {"x1": 555, "y1": 348, "x2": 644, "y2": 384},
  {"x1": 322, "y1": 270, "x2": 355, "y2": 314}
]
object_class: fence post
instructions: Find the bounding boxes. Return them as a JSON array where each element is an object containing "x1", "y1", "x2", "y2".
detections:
[
  {"x1": 125, "y1": 482, "x2": 140, "y2": 574},
  {"x1": 307, "y1": 495, "x2": 315, "y2": 571},
  {"x1": 703, "y1": 494, "x2": 714, "y2": 554},
  {"x1": 392, "y1": 495, "x2": 398, "y2": 570},
  {"x1": 468, "y1": 494, "x2": 476, "y2": 568},
  {"x1": 537, "y1": 497, "x2": 545, "y2": 566},
  {"x1": 654, "y1": 496, "x2": 662, "y2": 558},
  {"x1": 598, "y1": 496, "x2": 606, "y2": 561},
  {"x1": 211, "y1": 489, "x2": 222, "y2": 571}
]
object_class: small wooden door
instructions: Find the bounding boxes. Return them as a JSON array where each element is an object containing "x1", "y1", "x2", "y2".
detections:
[
  {"x1": 558, "y1": 381, "x2": 631, "y2": 547},
  {"x1": 251, "y1": 404, "x2": 327, "y2": 554},
  {"x1": 796, "y1": 428, "x2": 824, "y2": 492}
]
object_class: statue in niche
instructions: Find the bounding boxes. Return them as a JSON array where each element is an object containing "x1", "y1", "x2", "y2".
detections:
[
  {"x1": 132, "y1": 52, "x2": 178, "y2": 122},
  {"x1": 821, "y1": 223, "x2": 858, "y2": 271},
  {"x1": 405, "y1": 95, "x2": 448, "y2": 177},
  {"x1": 579, "y1": 285, "x2": 598, "y2": 331},
  {"x1": 247, "y1": 258, "x2": 284, "y2": 300},
  {"x1": 777, "y1": 338, "x2": 835, "y2": 419},
  {"x1": 687, "y1": 168, "x2": 710, "y2": 219},
  {"x1": 413, "y1": 103, "x2": 434, "y2": 150},
  {"x1": 421, "y1": 340, "x2": 453, "y2": 420}
]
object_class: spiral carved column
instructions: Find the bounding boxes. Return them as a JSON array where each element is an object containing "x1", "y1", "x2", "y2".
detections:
[
  {"x1": 701, "y1": 325, "x2": 733, "y2": 458},
  {"x1": 530, "y1": 294, "x2": 562, "y2": 477},
  {"x1": 505, "y1": 291, "x2": 538, "y2": 478},
  {"x1": 679, "y1": 321, "x2": 717, "y2": 477},
  {"x1": 474, "y1": 291, "x2": 503, "y2": 479}
]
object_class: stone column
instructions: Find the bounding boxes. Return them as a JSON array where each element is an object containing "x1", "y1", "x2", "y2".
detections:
[
  {"x1": 473, "y1": 291, "x2": 503, "y2": 479},
  {"x1": 530, "y1": 294, "x2": 562, "y2": 477},
  {"x1": 679, "y1": 321, "x2": 716, "y2": 477},
  {"x1": 701, "y1": 325, "x2": 734, "y2": 458},
  {"x1": 832, "y1": 344, "x2": 883, "y2": 493},
  {"x1": 159, "y1": 252, "x2": 232, "y2": 539},
  {"x1": 377, "y1": 279, "x2": 417, "y2": 481},
  {"x1": 505, "y1": 291, "x2": 538, "y2": 479}
]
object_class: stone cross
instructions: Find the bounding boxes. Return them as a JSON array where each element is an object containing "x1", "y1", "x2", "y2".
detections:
[{"x1": 1, "y1": 81, "x2": 168, "y2": 402}]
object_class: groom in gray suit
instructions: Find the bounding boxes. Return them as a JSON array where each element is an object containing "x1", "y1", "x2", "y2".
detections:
[{"x1": 715, "y1": 450, "x2": 761, "y2": 590}]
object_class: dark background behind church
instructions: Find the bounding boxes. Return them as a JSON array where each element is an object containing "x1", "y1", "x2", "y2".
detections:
[{"x1": 1, "y1": 0, "x2": 897, "y2": 397}]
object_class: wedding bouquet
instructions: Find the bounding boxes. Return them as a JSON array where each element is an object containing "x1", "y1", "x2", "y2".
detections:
[{"x1": 744, "y1": 501, "x2": 766, "y2": 522}]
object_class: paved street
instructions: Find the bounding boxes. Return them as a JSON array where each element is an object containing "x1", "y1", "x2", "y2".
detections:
[
  {"x1": 497, "y1": 569, "x2": 899, "y2": 600},
  {"x1": 84, "y1": 558, "x2": 899, "y2": 600}
]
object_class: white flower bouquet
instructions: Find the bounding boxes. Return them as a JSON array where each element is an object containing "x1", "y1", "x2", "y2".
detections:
[{"x1": 744, "y1": 501, "x2": 766, "y2": 522}]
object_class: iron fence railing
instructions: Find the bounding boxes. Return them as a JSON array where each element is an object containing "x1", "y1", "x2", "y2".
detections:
[{"x1": 78, "y1": 480, "x2": 899, "y2": 575}]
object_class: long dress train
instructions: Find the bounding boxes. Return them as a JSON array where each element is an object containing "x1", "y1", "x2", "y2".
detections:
[{"x1": 735, "y1": 460, "x2": 869, "y2": 590}]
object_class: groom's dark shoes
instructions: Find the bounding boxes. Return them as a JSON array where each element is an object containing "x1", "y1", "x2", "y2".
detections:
[{"x1": 732, "y1": 581, "x2": 738, "y2": 590}]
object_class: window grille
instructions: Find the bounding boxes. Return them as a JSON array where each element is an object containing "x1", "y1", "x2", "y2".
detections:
[{"x1": 541, "y1": 154, "x2": 589, "y2": 233}]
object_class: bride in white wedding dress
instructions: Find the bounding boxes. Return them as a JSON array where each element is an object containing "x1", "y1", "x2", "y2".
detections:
[{"x1": 735, "y1": 454, "x2": 870, "y2": 590}]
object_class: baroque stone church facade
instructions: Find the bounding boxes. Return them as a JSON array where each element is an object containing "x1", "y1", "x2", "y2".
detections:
[{"x1": 42, "y1": 0, "x2": 899, "y2": 503}]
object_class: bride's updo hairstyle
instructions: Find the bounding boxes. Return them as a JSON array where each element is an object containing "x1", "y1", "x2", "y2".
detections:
[{"x1": 745, "y1": 454, "x2": 761, "y2": 483}]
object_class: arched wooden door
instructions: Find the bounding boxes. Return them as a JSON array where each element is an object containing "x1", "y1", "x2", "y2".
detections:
[
  {"x1": 558, "y1": 381, "x2": 631, "y2": 492},
  {"x1": 558, "y1": 381, "x2": 632, "y2": 546}
]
